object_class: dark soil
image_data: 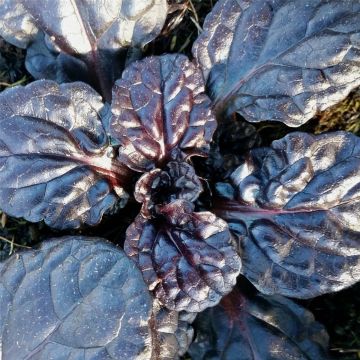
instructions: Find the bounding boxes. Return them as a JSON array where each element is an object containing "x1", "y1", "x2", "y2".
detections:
[{"x1": 0, "y1": 1, "x2": 359, "y2": 359}]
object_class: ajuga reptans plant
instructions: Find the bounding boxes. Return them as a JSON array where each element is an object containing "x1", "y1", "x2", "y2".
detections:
[{"x1": 0, "y1": 0, "x2": 359, "y2": 359}]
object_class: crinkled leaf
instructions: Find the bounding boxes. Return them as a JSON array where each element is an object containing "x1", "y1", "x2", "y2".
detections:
[
  {"x1": 0, "y1": 237, "x2": 154, "y2": 359},
  {"x1": 189, "y1": 281, "x2": 330, "y2": 359},
  {"x1": 151, "y1": 300, "x2": 195, "y2": 359},
  {"x1": 135, "y1": 161, "x2": 203, "y2": 218},
  {"x1": 198, "y1": 118, "x2": 262, "y2": 184},
  {"x1": 215, "y1": 132, "x2": 360, "y2": 298},
  {"x1": 0, "y1": 237, "x2": 194, "y2": 360},
  {"x1": 175, "y1": 312, "x2": 197, "y2": 357},
  {"x1": 0, "y1": 80, "x2": 131, "y2": 229},
  {"x1": 193, "y1": 0, "x2": 360, "y2": 126},
  {"x1": 125, "y1": 202, "x2": 241, "y2": 312},
  {"x1": 110, "y1": 54, "x2": 217, "y2": 172},
  {"x1": 0, "y1": 0, "x2": 168, "y2": 100}
]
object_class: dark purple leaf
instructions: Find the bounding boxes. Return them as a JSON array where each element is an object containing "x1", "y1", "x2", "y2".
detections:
[
  {"x1": 175, "y1": 312, "x2": 197, "y2": 357},
  {"x1": 0, "y1": 1, "x2": 37, "y2": 48},
  {"x1": 110, "y1": 54, "x2": 217, "y2": 172},
  {"x1": 0, "y1": 237, "x2": 195, "y2": 360},
  {"x1": 0, "y1": 80, "x2": 132, "y2": 229},
  {"x1": 151, "y1": 299, "x2": 195, "y2": 359},
  {"x1": 189, "y1": 281, "x2": 330, "y2": 360},
  {"x1": 0, "y1": 237, "x2": 154, "y2": 359},
  {"x1": 25, "y1": 32, "x2": 92, "y2": 86},
  {"x1": 135, "y1": 161, "x2": 203, "y2": 218},
  {"x1": 0, "y1": 0, "x2": 169, "y2": 100},
  {"x1": 193, "y1": 0, "x2": 360, "y2": 126},
  {"x1": 124, "y1": 201, "x2": 241, "y2": 312},
  {"x1": 214, "y1": 132, "x2": 360, "y2": 298}
]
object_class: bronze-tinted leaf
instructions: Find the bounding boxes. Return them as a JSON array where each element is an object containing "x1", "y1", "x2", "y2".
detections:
[
  {"x1": 151, "y1": 299, "x2": 195, "y2": 359},
  {"x1": 0, "y1": 0, "x2": 168, "y2": 99},
  {"x1": 0, "y1": 80, "x2": 131, "y2": 229},
  {"x1": 0, "y1": 237, "x2": 154, "y2": 359},
  {"x1": 125, "y1": 203, "x2": 241, "y2": 312},
  {"x1": 0, "y1": 236, "x2": 195, "y2": 359},
  {"x1": 215, "y1": 132, "x2": 360, "y2": 298},
  {"x1": 189, "y1": 281, "x2": 330, "y2": 359},
  {"x1": 193, "y1": 0, "x2": 360, "y2": 126},
  {"x1": 110, "y1": 54, "x2": 217, "y2": 172}
]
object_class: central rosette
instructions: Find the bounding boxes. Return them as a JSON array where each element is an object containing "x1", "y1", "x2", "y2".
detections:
[
  {"x1": 126, "y1": 160, "x2": 241, "y2": 312},
  {"x1": 134, "y1": 161, "x2": 203, "y2": 220}
]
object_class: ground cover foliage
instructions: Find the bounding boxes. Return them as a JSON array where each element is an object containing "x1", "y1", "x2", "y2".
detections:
[{"x1": 0, "y1": 0, "x2": 359, "y2": 359}]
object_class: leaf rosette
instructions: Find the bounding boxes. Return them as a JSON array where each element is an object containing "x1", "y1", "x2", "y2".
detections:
[{"x1": 135, "y1": 161, "x2": 203, "y2": 218}]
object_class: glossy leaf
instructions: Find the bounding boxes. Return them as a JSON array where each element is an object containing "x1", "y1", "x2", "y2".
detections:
[
  {"x1": 193, "y1": 0, "x2": 360, "y2": 126},
  {"x1": 175, "y1": 312, "x2": 197, "y2": 357},
  {"x1": 189, "y1": 282, "x2": 330, "y2": 359},
  {"x1": 0, "y1": 1, "x2": 37, "y2": 48},
  {"x1": 25, "y1": 32, "x2": 93, "y2": 87},
  {"x1": 214, "y1": 132, "x2": 360, "y2": 298},
  {"x1": 125, "y1": 202, "x2": 241, "y2": 312},
  {"x1": 110, "y1": 54, "x2": 217, "y2": 172},
  {"x1": 0, "y1": 237, "x2": 154, "y2": 359},
  {"x1": 0, "y1": 0, "x2": 168, "y2": 100},
  {"x1": 135, "y1": 161, "x2": 203, "y2": 218},
  {"x1": 151, "y1": 299, "x2": 195, "y2": 359},
  {"x1": 0, "y1": 237, "x2": 195, "y2": 360},
  {"x1": 0, "y1": 80, "x2": 131, "y2": 229}
]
